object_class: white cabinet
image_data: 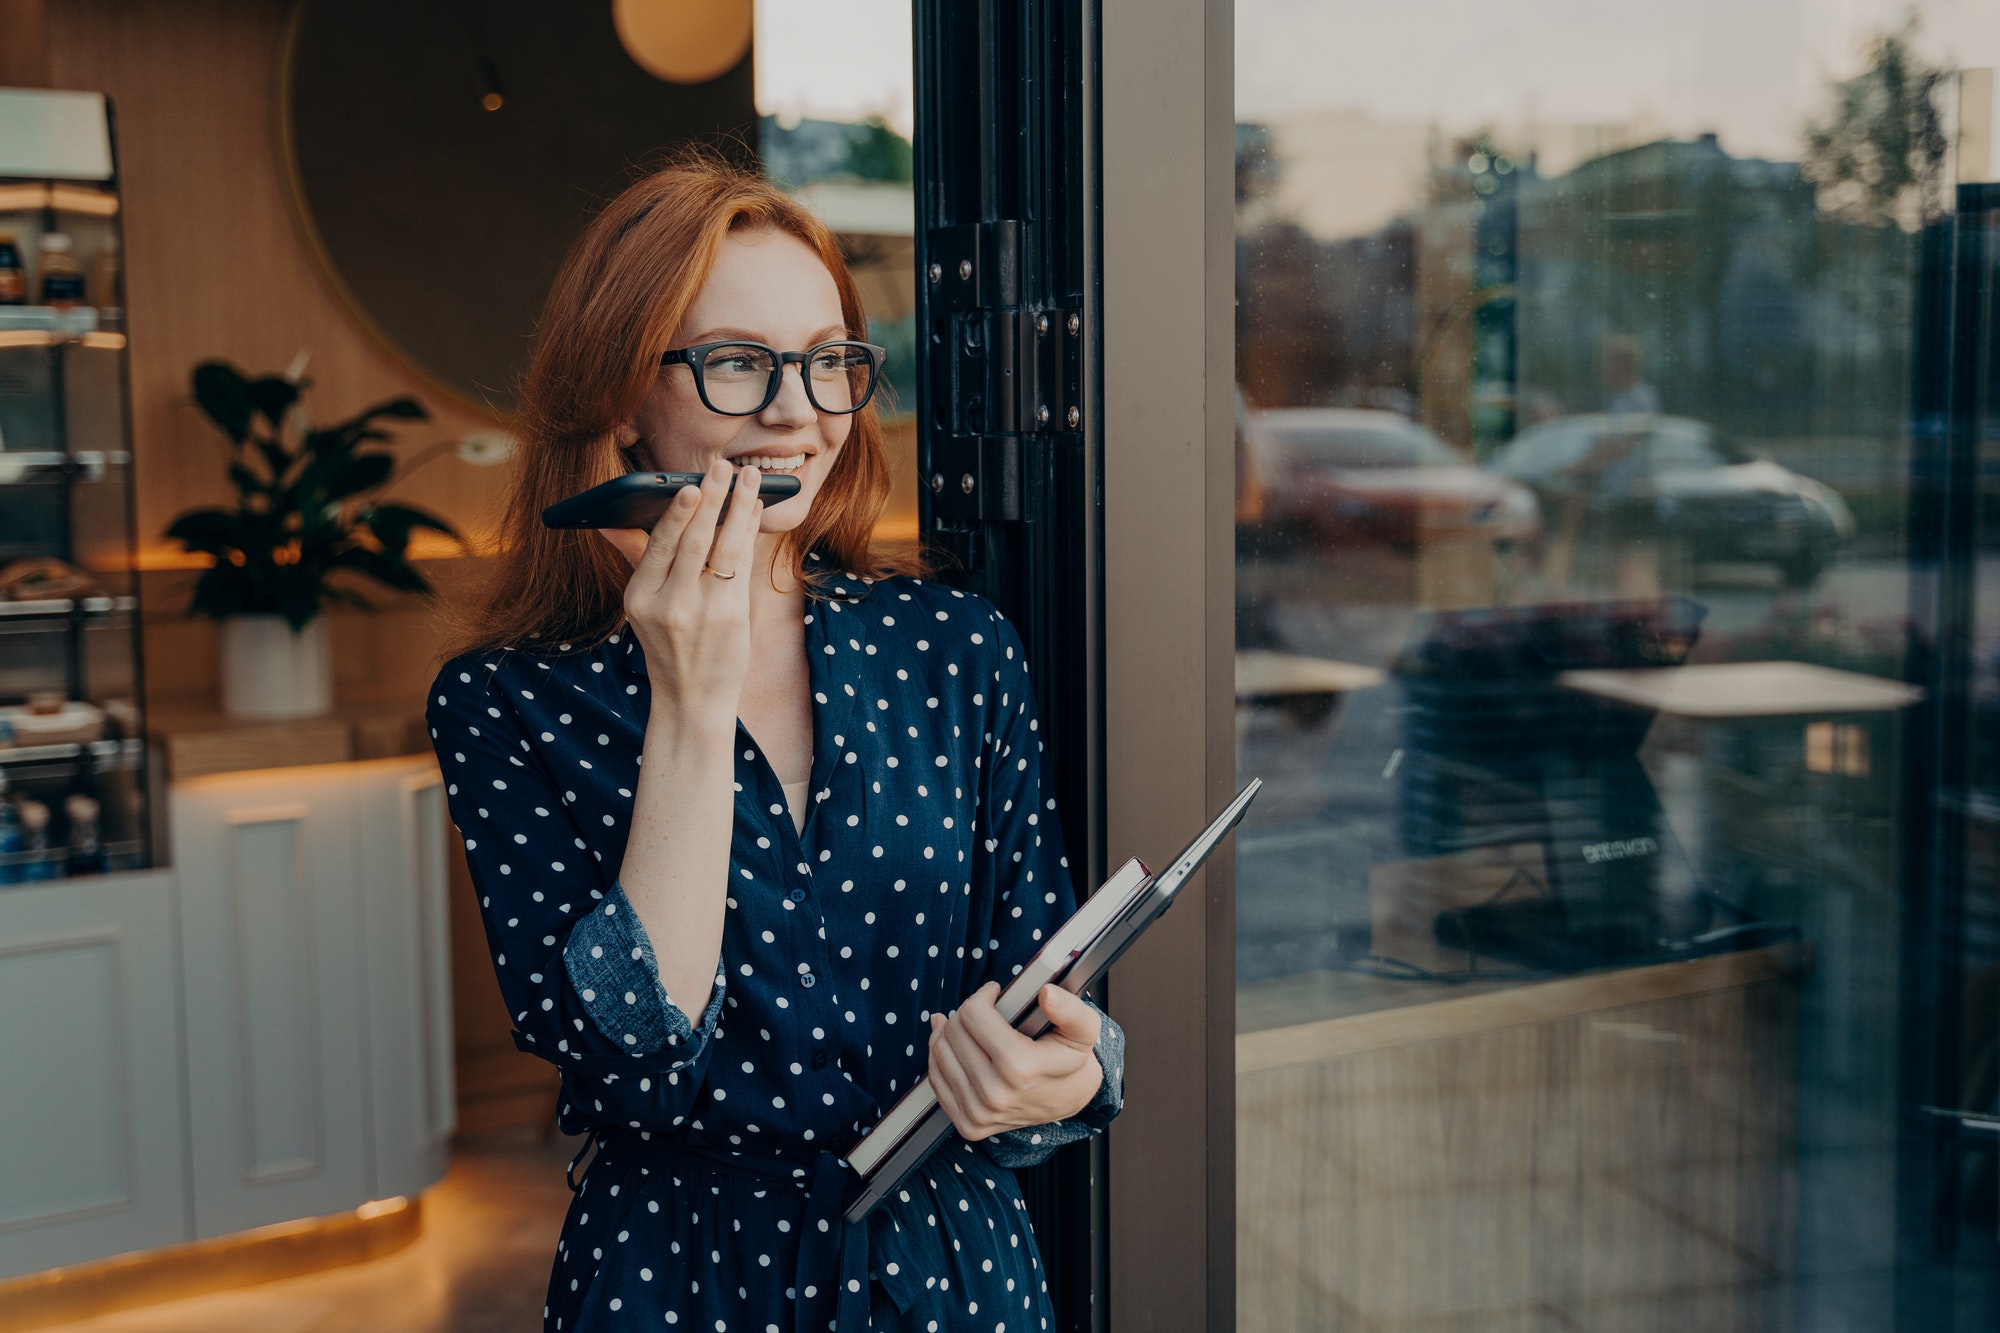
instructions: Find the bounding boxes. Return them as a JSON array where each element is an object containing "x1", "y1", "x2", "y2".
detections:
[
  {"x1": 171, "y1": 755, "x2": 453, "y2": 1237},
  {"x1": 0, "y1": 754, "x2": 452, "y2": 1279},
  {"x1": 353, "y1": 761, "x2": 457, "y2": 1201},
  {"x1": 0, "y1": 870, "x2": 188, "y2": 1281}
]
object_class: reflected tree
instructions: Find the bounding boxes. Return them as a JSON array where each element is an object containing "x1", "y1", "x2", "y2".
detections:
[{"x1": 1802, "y1": 20, "x2": 1952, "y2": 233}]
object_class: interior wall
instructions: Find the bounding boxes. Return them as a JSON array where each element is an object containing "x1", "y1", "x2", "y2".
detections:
[
  {"x1": 38, "y1": 1, "x2": 554, "y2": 1133},
  {"x1": 44, "y1": 0, "x2": 509, "y2": 713}
]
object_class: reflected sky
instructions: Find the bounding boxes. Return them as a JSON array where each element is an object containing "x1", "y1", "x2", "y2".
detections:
[
  {"x1": 1238, "y1": 0, "x2": 1999, "y2": 164},
  {"x1": 755, "y1": 0, "x2": 914, "y2": 136}
]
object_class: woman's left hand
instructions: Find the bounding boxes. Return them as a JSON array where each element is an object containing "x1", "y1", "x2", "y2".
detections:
[{"x1": 927, "y1": 981, "x2": 1104, "y2": 1141}]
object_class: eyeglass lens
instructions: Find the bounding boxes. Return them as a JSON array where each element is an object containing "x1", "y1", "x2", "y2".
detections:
[{"x1": 695, "y1": 343, "x2": 878, "y2": 416}]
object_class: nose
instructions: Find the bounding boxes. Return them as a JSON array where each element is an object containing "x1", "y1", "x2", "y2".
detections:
[{"x1": 760, "y1": 359, "x2": 818, "y2": 427}]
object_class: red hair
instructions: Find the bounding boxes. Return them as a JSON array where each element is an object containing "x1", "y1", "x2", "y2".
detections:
[{"x1": 451, "y1": 149, "x2": 927, "y2": 656}]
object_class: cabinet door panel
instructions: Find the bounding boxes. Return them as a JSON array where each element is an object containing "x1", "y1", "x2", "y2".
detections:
[
  {"x1": 173, "y1": 767, "x2": 369, "y2": 1237},
  {"x1": 0, "y1": 871, "x2": 187, "y2": 1280},
  {"x1": 356, "y1": 759, "x2": 455, "y2": 1199}
]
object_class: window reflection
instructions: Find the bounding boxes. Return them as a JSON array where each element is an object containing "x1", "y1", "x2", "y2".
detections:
[{"x1": 1234, "y1": 6, "x2": 1999, "y2": 1328}]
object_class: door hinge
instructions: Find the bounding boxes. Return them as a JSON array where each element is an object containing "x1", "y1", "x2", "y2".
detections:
[{"x1": 925, "y1": 220, "x2": 1081, "y2": 523}]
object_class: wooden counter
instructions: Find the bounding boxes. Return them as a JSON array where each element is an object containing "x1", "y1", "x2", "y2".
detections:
[
  {"x1": 1237, "y1": 944, "x2": 1809, "y2": 1333},
  {"x1": 148, "y1": 699, "x2": 428, "y2": 781}
]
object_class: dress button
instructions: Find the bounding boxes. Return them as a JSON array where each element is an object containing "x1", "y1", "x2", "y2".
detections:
[
  {"x1": 811, "y1": 1050, "x2": 829, "y2": 1069},
  {"x1": 789, "y1": 888, "x2": 807, "y2": 903},
  {"x1": 800, "y1": 972, "x2": 817, "y2": 989}
]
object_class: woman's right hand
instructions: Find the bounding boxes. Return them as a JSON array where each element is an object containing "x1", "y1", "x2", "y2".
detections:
[{"x1": 599, "y1": 457, "x2": 765, "y2": 719}]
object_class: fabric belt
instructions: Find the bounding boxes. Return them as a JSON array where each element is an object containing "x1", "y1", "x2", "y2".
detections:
[{"x1": 568, "y1": 1131, "x2": 937, "y2": 1333}]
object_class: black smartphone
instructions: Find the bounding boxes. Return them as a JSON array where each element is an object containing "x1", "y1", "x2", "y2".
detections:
[{"x1": 541, "y1": 471, "x2": 802, "y2": 530}]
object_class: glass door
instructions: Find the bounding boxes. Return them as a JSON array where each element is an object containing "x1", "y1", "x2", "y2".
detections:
[{"x1": 1232, "y1": 4, "x2": 1999, "y2": 1329}]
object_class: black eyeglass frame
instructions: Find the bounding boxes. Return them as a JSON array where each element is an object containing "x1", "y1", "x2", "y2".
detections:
[{"x1": 658, "y1": 339, "x2": 889, "y2": 417}]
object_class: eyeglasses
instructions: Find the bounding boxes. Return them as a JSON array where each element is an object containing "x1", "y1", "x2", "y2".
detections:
[{"x1": 658, "y1": 339, "x2": 887, "y2": 417}]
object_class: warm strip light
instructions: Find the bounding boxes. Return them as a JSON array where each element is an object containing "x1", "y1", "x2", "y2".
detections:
[
  {"x1": 48, "y1": 184, "x2": 118, "y2": 216},
  {"x1": 0, "y1": 183, "x2": 47, "y2": 211},
  {"x1": 0, "y1": 328, "x2": 119, "y2": 349},
  {"x1": 0, "y1": 1194, "x2": 421, "y2": 1333}
]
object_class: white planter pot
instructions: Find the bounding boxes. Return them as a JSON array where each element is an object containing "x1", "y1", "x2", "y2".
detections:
[{"x1": 219, "y1": 615, "x2": 332, "y2": 720}]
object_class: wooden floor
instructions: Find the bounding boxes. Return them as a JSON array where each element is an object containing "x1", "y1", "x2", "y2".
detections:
[{"x1": 35, "y1": 1131, "x2": 577, "y2": 1333}]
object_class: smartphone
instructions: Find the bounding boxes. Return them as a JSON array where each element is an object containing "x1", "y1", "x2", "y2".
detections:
[{"x1": 541, "y1": 471, "x2": 802, "y2": 530}]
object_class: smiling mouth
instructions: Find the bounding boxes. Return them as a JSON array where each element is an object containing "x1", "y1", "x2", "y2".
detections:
[{"x1": 727, "y1": 452, "x2": 809, "y2": 473}]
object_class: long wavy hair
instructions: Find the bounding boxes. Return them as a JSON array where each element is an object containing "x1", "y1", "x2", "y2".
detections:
[{"x1": 449, "y1": 150, "x2": 929, "y2": 657}]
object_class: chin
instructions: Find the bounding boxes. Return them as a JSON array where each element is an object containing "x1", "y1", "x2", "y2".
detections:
[{"x1": 759, "y1": 482, "x2": 820, "y2": 536}]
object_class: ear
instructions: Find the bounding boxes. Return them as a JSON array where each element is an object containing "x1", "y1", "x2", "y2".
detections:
[{"x1": 614, "y1": 423, "x2": 653, "y2": 473}]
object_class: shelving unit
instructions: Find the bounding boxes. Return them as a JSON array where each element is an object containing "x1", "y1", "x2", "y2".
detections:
[{"x1": 0, "y1": 89, "x2": 150, "y2": 880}]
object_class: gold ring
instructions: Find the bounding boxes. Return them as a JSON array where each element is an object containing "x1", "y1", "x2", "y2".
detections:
[{"x1": 703, "y1": 566, "x2": 738, "y2": 580}]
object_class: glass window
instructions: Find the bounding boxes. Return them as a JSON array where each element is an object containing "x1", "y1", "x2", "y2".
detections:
[
  {"x1": 755, "y1": 0, "x2": 918, "y2": 544},
  {"x1": 1235, "y1": 4, "x2": 2000, "y2": 1329}
]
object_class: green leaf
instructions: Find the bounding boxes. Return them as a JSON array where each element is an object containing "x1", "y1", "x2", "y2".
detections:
[
  {"x1": 165, "y1": 508, "x2": 245, "y2": 554},
  {"x1": 245, "y1": 377, "x2": 303, "y2": 432},
  {"x1": 276, "y1": 572, "x2": 321, "y2": 631},
  {"x1": 302, "y1": 425, "x2": 389, "y2": 462},
  {"x1": 191, "y1": 361, "x2": 254, "y2": 443},
  {"x1": 355, "y1": 396, "x2": 427, "y2": 423},
  {"x1": 324, "y1": 452, "x2": 394, "y2": 502},
  {"x1": 255, "y1": 440, "x2": 294, "y2": 485},
  {"x1": 334, "y1": 546, "x2": 432, "y2": 595},
  {"x1": 361, "y1": 502, "x2": 459, "y2": 552},
  {"x1": 188, "y1": 562, "x2": 260, "y2": 621},
  {"x1": 228, "y1": 461, "x2": 267, "y2": 499}
]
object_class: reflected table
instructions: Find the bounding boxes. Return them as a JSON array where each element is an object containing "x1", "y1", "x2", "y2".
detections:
[
  {"x1": 1556, "y1": 659, "x2": 1923, "y2": 718},
  {"x1": 1559, "y1": 659, "x2": 1923, "y2": 894},
  {"x1": 1235, "y1": 649, "x2": 1386, "y2": 728}
]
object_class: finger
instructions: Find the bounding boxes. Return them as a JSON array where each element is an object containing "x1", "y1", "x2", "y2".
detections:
[
  {"x1": 928, "y1": 1047, "x2": 972, "y2": 1138},
  {"x1": 664, "y1": 459, "x2": 734, "y2": 591},
  {"x1": 939, "y1": 1006, "x2": 1016, "y2": 1116},
  {"x1": 704, "y1": 464, "x2": 763, "y2": 578},
  {"x1": 956, "y1": 984, "x2": 1068, "y2": 1084},
  {"x1": 928, "y1": 1017, "x2": 986, "y2": 1138},
  {"x1": 632, "y1": 481, "x2": 701, "y2": 584},
  {"x1": 1035, "y1": 985, "x2": 1102, "y2": 1052}
]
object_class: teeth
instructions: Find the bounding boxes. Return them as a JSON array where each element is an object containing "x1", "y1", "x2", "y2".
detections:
[{"x1": 730, "y1": 453, "x2": 807, "y2": 472}]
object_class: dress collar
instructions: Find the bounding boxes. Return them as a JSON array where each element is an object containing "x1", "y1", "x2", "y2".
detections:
[{"x1": 803, "y1": 548, "x2": 879, "y2": 604}]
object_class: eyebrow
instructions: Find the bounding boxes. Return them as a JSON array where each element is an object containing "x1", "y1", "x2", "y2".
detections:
[{"x1": 680, "y1": 324, "x2": 852, "y2": 346}]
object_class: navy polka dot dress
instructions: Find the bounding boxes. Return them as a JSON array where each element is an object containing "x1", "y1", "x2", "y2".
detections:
[{"x1": 428, "y1": 566, "x2": 1125, "y2": 1332}]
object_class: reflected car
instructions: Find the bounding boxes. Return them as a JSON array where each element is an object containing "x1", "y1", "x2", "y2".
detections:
[
  {"x1": 1244, "y1": 408, "x2": 1541, "y2": 553},
  {"x1": 1485, "y1": 414, "x2": 1855, "y2": 587}
]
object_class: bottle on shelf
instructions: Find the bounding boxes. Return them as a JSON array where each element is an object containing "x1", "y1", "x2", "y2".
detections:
[
  {"x1": 0, "y1": 232, "x2": 25, "y2": 305},
  {"x1": 37, "y1": 233, "x2": 86, "y2": 308},
  {"x1": 64, "y1": 791, "x2": 109, "y2": 877},
  {"x1": 18, "y1": 797, "x2": 56, "y2": 881},
  {"x1": 0, "y1": 771, "x2": 23, "y2": 885},
  {"x1": 86, "y1": 239, "x2": 120, "y2": 318}
]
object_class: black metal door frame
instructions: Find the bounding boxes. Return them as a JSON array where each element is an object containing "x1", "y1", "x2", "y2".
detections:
[
  {"x1": 911, "y1": 2, "x2": 1105, "y2": 1329},
  {"x1": 1902, "y1": 179, "x2": 2000, "y2": 1328}
]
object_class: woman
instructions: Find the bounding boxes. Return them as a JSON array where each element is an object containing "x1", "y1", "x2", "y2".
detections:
[{"x1": 428, "y1": 155, "x2": 1124, "y2": 1333}]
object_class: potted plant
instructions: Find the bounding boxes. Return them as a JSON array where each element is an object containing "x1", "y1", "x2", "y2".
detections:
[{"x1": 165, "y1": 360, "x2": 458, "y2": 720}]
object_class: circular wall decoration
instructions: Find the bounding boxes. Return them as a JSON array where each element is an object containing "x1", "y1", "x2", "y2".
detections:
[
  {"x1": 613, "y1": 0, "x2": 755, "y2": 86},
  {"x1": 281, "y1": 0, "x2": 756, "y2": 415}
]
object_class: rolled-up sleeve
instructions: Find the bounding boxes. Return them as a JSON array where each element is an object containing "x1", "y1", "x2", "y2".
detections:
[
  {"x1": 980, "y1": 999, "x2": 1125, "y2": 1169},
  {"x1": 564, "y1": 883, "x2": 725, "y2": 1057}
]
